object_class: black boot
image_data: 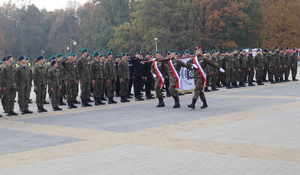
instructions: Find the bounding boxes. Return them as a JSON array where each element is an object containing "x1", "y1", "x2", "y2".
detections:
[
  {"x1": 7, "y1": 111, "x2": 18, "y2": 116},
  {"x1": 68, "y1": 102, "x2": 77, "y2": 109},
  {"x1": 53, "y1": 107, "x2": 63, "y2": 111},
  {"x1": 95, "y1": 98, "x2": 105, "y2": 105},
  {"x1": 22, "y1": 110, "x2": 33, "y2": 115},
  {"x1": 38, "y1": 107, "x2": 48, "y2": 113},
  {"x1": 156, "y1": 98, "x2": 165, "y2": 108},
  {"x1": 188, "y1": 98, "x2": 197, "y2": 110},
  {"x1": 173, "y1": 96, "x2": 180, "y2": 108},
  {"x1": 82, "y1": 100, "x2": 92, "y2": 107},
  {"x1": 108, "y1": 98, "x2": 117, "y2": 104},
  {"x1": 200, "y1": 93, "x2": 208, "y2": 109}
]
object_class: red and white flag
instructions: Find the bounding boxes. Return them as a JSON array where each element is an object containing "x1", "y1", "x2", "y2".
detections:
[
  {"x1": 168, "y1": 60, "x2": 181, "y2": 89},
  {"x1": 153, "y1": 61, "x2": 165, "y2": 89},
  {"x1": 193, "y1": 56, "x2": 207, "y2": 85}
]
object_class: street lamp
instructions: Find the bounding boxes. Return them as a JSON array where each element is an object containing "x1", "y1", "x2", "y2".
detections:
[
  {"x1": 70, "y1": 39, "x2": 77, "y2": 52},
  {"x1": 154, "y1": 37, "x2": 158, "y2": 52}
]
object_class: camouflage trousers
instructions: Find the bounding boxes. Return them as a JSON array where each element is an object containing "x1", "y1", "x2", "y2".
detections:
[
  {"x1": 93, "y1": 79, "x2": 105, "y2": 98},
  {"x1": 65, "y1": 80, "x2": 78, "y2": 104},
  {"x1": 17, "y1": 86, "x2": 30, "y2": 112},
  {"x1": 2, "y1": 87, "x2": 16, "y2": 113},
  {"x1": 35, "y1": 83, "x2": 47, "y2": 108},
  {"x1": 154, "y1": 78, "x2": 163, "y2": 99},
  {"x1": 120, "y1": 79, "x2": 129, "y2": 98}
]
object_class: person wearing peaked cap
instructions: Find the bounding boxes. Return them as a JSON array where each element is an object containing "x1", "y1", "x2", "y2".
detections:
[
  {"x1": 186, "y1": 46, "x2": 225, "y2": 110},
  {"x1": 15, "y1": 55, "x2": 33, "y2": 115},
  {"x1": 91, "y1": 51, "x2": 106, "y2": 106},
  {"x1": 290, "y1": 49, "x2": 298, "y2": 81},
  {"x1": 132, "y1": 52, "x2": 145, "y2": 101},
  {"x1": 47, "y1": 60, "x2": 63, "y2": 111},
  {"x1": 117, "y1": 53, "x2": 131, "y2": 103},
  {"x1": 77, "y1": 47, "x2": 92, "y2": 107},
  {"x1": 32, "y1": 56, "x2": 48, "y2": 113},
  {"x1": 2, "y1": 55, "x2": 18, "y2": 116},
  {"x1": 0, "y1": 58, "x2": 4, "y2": 117}
]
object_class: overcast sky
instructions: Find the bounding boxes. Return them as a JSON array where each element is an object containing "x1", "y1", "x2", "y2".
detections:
[{"x1": 2, "y1": 0, "x2": 89, "y2": 11}]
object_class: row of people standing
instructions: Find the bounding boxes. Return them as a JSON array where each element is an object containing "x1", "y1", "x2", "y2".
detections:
[{"x1": 202, "y1": 49, "x2": 298, "y2": 91}]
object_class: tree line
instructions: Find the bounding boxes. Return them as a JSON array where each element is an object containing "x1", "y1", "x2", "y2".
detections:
[{"x1": 0, "y1": 0, "x2": 299, "y2": 58}]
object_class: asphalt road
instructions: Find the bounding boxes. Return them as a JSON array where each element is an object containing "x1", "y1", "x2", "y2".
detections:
[{"x1": 0, "y1": 76, "x2": 300, "y2": 175}]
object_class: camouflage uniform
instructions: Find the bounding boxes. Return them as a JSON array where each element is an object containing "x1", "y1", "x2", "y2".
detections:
[
  {"x1": 2, "y1": 63, "x2": 17, "y2": 115},
  {"x1": 32, "y1": 61, "x2": 48, "y2": 112},
  {"x1": 15, "y1": 63, "x2": 32, "y2": 113},
  {"x1": 91, "y1": 57, "x2": 106, "y2": 105},
  {"x1": 64, "y1": 58, "x2": 79, "y2": 108},
  {"x1": 77, "y1": 55, "x2": 92, "y2": 106},
  {"x1": 47, "y1": 64, "x2": 62, "y2": 111}
]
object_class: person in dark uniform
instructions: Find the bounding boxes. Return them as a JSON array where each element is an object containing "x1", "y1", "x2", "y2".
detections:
[
  {"x1": 143, "y1": 53, "x2": 155, "y2": 99},
  {"x1": 132, "y1": 53, "x2": 145, "y2": 101}
]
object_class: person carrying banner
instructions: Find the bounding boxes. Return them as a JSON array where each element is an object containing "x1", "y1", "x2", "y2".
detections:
[
  {"x1": 151, "y1": 52, "x2": 166, "y2": 107},
  {"x1": 162, "y1": 51, "x2": 186, "y2": 108},
  {"x1": 187, "y1": 47, "x2": 225, "y2": 110}
]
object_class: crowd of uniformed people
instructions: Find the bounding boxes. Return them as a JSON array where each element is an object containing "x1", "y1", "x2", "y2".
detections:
[{"x1": 0, "y1": 48, "x2": 298, "y2": 117}]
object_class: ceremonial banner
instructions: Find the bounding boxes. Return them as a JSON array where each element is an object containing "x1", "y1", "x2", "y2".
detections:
[{"x1": 179, "y1": 58, "x2": 195, "y2": 91}]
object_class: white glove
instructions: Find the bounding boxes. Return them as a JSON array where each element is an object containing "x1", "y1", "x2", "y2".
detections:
[
  {"x1": 152, "y1": 74, "x2": 157, "y2": 78},
  {"x1": 219, "y1": 68, "x2": 225, "y2": 73},
  {"x1": 193, "y1": 64, "x2": 198, "y2": 69}
]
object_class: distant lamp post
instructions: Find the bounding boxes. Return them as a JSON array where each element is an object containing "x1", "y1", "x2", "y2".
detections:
[{"x1": 154, "y1": 37, "x2": 158, "y2": 52}]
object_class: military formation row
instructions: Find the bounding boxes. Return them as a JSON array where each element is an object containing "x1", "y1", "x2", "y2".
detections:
[{"x1": 0, "y1": 48, "x2": 298, "y2": 116}]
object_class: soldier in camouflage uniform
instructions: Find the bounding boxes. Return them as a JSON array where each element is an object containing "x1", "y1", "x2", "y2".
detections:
[
  {"x1": 2, "y1": 56, "x2": 18, "y2": 116},
  {"x1": 104, "y1": 51, "x2": 118, "y2": 104},
  {"x1": 290, "y1": 49, "x2": 298, "y2": 81},
  {"x1": 0, "y1": 59, "x2": 4, "y2": 117},
  {"x1": 247, "y1": 52, "x2": 255, "y2": 86},
  {"x1": 267, "y1": 51, "x2": 276, "y2": 83},
  {"x1": 238, "y1": 51, "x2": 248, "y2": 87},
  {"x1": 56, "y1": 54, "x2": 67, "y2": 106},
  {"x1": 91, "y1": 52, "x2": 106, "y2": 106},
  {"x1": 33, "y1": 56, "x2": 48, "y2": 113},
  {"x1": 48, "y1": 60, "x2": 62, "y2": 111},
  {"x1": 77, "y1": 49, "x2": 92, "y2": 107},
  {"x1": 283, "y1": 51, "x2": 290, "y2": 81},
  {"x1": 15, "y1": 56, "x2": 33, "y2": 114},
  {"x1": 63, "y1": 53, "x2": 79, "y2": 109},
  {"x1": 254, "y1": 51, "x2": 265, "y2": 85},
  {"x1": 224, "y1": 52, "x2": 235, "y2": 88},
  {"x1": 187, "y1": 47, "x2": 224, "y2": 109},
  {"x1": 151, "y1": 52, "x2": 165, "y2": 107}
]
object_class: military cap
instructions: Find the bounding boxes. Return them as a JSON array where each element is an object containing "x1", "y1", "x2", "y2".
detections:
[
  {"x1": 107, "y1": 50, "x2": 113, "y2": 56},
  {"x1": 56, "y1": 54, "x2": 64, "y2": 58},
  {"x1": 80, "y1": 48, "x2": 88, "y2": 53},
  {"x1": 51, "y1": 60, "x2": 57, "y2": 66},
  {"x1": 36, "y1": 56, "x2": 44, "y2": 62},
  {"x1": 68, "y1": 52, "x2": 77, "y2": 57},
  {"x1": 93, "y1": 51, "x2": 100, "y2": 57},
  {"x1": 18, "y1": 56, "x2": 26, "y2": 61}
]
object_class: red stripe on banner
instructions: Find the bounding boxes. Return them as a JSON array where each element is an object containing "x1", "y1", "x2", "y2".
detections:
[
  {"x1": 153, "y1": 61, "x2": 165, "y2": 89},
  {"x1": 168, "y1": 60, "x2": 181, "y2": 89},
  {"x1": 193, "y1": 56, "x2": 207, "y2": 86}
]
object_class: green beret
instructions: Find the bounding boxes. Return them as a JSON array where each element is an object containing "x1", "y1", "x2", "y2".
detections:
[
  {"x1": 80, "y1": 48, "x2": 88, "y2": 53},
  {"x1": 56, "y1": 54, "x2": 64, "y2": 58},
  {"x1": 68, "y1": 52, "x2": 76, "y2": 57},
  {"x1": 107, "y1": 50, "x2": 113, "y2": 56},
  {"x1": 93, "y1": 51, "x2": 100, "y2": 57}
]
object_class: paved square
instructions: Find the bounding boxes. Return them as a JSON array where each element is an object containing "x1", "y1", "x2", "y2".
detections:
[{"x1": 0, "y1": 78, "x2": 300, "y2": 175}]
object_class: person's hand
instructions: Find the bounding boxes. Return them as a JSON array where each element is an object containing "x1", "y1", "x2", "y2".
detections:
[{"x1": 219, "y1": 68, "x2": 225, "y2": 73}]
